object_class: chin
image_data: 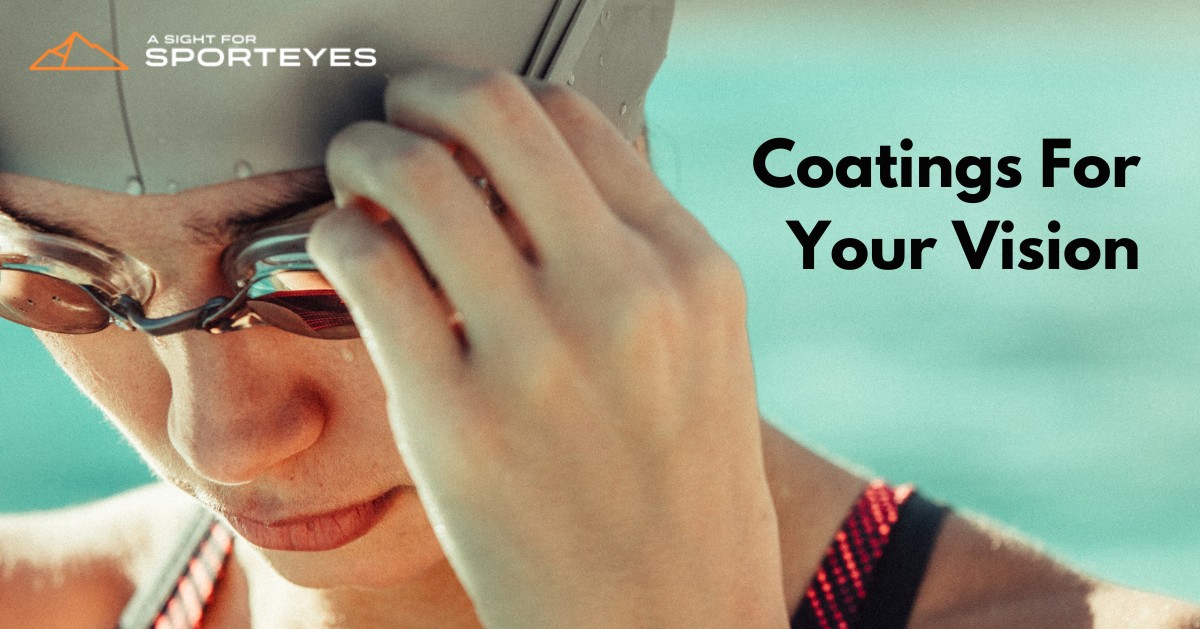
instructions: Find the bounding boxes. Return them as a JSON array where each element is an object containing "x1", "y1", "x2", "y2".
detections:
[{"x1": 249, "y1": 486, "x2": 447, "y2": 590}]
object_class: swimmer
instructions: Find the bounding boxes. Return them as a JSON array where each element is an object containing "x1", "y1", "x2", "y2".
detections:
[{"x1": 0, "y1": 1, "x2": 1197, "y2": 627}]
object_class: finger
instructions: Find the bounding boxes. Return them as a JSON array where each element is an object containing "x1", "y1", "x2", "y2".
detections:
[
  {"x1": 527, "y1": 82, "x2": 717, "y2": 260},
  {"x1": 526, "y1": 83, "x2": 749, "y2": 326},
  {"x1": 383, "y1": 63, "x2": 620, "y2": 263},
  {"x1": 325, "y1": 121, "x2": 541, "y2": 342},
  {"x1": 307, "y1": 204, "x2": 463, "y2": 397}
]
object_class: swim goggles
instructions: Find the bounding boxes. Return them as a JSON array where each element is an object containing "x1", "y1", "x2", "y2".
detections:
[{"x1": 0, "y1": 211, "x2": 356, "y2": 339}]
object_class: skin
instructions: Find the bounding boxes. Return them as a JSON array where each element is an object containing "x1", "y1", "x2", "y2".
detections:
[{"x1": 0, "y1": 63, "x2": 1198, "y2": 628}]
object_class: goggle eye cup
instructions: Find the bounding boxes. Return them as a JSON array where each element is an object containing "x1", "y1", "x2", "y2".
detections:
[
  {"x1": 222, "y1": 216, "x2": 358, "y2": 340},
  {"x1": 0, "y1": 268, "x2": 112, "y2": 334}
]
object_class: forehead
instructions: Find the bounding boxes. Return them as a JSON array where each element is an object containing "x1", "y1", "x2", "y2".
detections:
[{"x1": 0, "y1": 167, "x2": 331, "y2": 250}]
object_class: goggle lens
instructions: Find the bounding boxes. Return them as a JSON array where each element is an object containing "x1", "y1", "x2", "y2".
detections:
[
  {"x1": 244, "y1": 270, "x2": 357, "y2": 339},
  {"x1": 0, "y1": 268, "x2": 111, "y2": 334}
]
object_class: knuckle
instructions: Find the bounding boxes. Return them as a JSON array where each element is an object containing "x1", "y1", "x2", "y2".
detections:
[
  {"x1": 350, "y1": 234, "x2": 398, "y2": 275},
  {"x1": 327, "y1": 122, "x2": 456, "y2": 195},
  {"x1": 321, "y1": 219, "x2": 397, "y2": 277},
  {"x1": 444, "y1": 408, "x2": 510, "y2": 474},
  {"x1": 456, "y1": 70, "x2": 533, "y2": 125},
  {"x1": 610, "y1": 269, "x2": 686, "y2": 347},
  {"x1": 504, "y1": 337, "x2": 577, "y2": 407},
  {"x1": 534, "y1": 84, "x2": 597, "y2": 126},
  {"x1": 383, "y1": 66, "x2": 430, "y2": 107},
  {"x1": 383, "y1": 63, "x2": 451, "y2": 109},
  {"x1": 468, "y1": 70, "x2": 529, "y2": 105},
  {"x1": 679, "y1": 246, "x2": 746, "y2": 308},
  {"x1": 378, "y1": 134, "x2": 456, "y2": 190},
  {"x1": 326, "y1": 120, "x2": 391, "y2": 170}
]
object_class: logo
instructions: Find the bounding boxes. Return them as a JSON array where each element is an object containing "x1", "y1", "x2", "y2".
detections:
[
  {"x1": 144, "y1": 34, "x2": 376, "y2": 68},
  {"x1": 30, "y1": 32, "x2": 128, "y2": 71}
]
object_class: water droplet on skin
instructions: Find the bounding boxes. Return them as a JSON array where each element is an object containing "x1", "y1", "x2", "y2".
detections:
[
  {"x1": 166, "y1": 181, "x2": 180, "y2": 194},
  {"x1": 599, "y1": 55, "x2": 605, "y2": 67},
  {"x1": 602, "y1": 10, "x2": 611, "y2": 24},
  {"x1": 125, "y1": 176, "x2": 144, "y2": 195},
  {"x1": 235, "y1": 160, "x2": 254, "y2": 179},
  {"x1": 51, "y1": 296, "x2": 60, "y2": 302},
  {"x1": 566, "y1": 75, "x2": 575, "y2": 86},
  {"x1": 619, "y1": 102, "x2": 629, "y2": 116}
]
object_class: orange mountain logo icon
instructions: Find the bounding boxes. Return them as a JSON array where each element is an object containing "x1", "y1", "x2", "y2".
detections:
[{"x1": 30, "y1": 32, "x2": 128, "y2": 71}]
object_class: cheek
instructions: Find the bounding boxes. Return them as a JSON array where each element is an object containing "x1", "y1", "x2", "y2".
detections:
[
  {"x1": 34, "y1": 328, "x2": 172, "y2": 458},
  {"x1": 315, "y1": 344, "x2": 399, "y2": 458},
  {"x1": 33, "y1": 330, "x2": 401, "y2": 483}
]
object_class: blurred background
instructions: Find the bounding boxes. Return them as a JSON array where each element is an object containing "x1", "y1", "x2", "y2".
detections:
[{"x1": 2, "y1": 0, "x2": 1198, "y2": 603}]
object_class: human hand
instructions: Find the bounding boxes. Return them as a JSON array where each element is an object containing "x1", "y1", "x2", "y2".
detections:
[{"x1": 308, "y1": 62, "x2": 787, "y2": 628}]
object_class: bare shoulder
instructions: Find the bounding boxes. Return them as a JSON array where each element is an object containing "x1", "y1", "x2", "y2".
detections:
[
  {"x1": 0, "y1": 483, "x2": 203, "y2": 629},
  {"x1": 909, "y1": 511, "x2": 1200, "y2": 629}
]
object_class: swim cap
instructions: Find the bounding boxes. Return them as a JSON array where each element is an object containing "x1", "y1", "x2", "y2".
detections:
[{"x1": 0, "y1": 0, "x2": 673, "y2": 194}]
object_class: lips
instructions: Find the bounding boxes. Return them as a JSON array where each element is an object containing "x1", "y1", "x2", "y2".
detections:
[{"x1": 224, "y1": 487, "x2": 403, "y2": 552}]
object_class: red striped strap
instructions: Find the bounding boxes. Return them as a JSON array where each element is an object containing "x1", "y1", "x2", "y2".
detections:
[
  {"x1": 792, "y1": 481, "x2": 912, "y2": 629},
  {"x1": 150, "y1": 520, "x2": 234, "y2": 629}
]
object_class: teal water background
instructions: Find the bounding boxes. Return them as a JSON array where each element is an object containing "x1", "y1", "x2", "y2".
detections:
[{"x1": 2, "y1": 2, "x2": 1198, "y2": 602}]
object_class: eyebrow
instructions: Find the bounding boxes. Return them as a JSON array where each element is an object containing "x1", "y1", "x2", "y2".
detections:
[
  {"x1": 0, "y1": 201, "x2": 92, "y2": 241},
  {"x1": 193, "y1": 173, "x2": 334, "y2": 244},
  {"x1": 0, "y1": 172, "x2": 334, "y2": 248}
]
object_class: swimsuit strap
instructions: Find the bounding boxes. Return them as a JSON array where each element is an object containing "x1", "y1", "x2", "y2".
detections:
[
  {"x1": 118, "y1": 482, "x2": 939, "y2": 629},
  {"x1": 791, "y1": 481, "x2": 949, "y2": 629},
  {"x1": 117, "y1": 505, "x2": 234, "y2": 629}
]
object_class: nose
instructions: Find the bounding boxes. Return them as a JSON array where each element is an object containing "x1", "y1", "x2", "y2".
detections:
[{"x1": 161, "y1": 329, "x2": 326, "y2": 486}]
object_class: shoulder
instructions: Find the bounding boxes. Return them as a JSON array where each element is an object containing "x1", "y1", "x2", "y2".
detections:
[
  {"x1": 0, "y1": 483, "x2": 205, "y2": 629},
  {"x1": 908, "y1": 510, "x2": 1200, "y2": 629}
]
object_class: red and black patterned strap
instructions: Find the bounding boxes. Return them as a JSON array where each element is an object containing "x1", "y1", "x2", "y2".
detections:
[
  {"x1": 118, "y1": 511, "x2": 235, "y2": 629},
  {"x1": 150, "y1": 520, "x2": 234, "y2": 629},
  {"x1": 791, "y1": 481, "x2": 948, "y2": 629}
]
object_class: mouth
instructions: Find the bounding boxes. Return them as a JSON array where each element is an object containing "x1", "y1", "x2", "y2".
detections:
[{"x1": 223, "y1": 486, "x2": 404, "y2": 552}]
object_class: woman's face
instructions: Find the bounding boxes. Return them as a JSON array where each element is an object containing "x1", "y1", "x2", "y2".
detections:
[{"x1": 0, "y1": 167, "x2": 446, "y2": 589}]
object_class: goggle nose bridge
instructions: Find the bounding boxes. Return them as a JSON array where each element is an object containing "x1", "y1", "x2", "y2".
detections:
[
  {"x1": 88, "y1": 213, "x2": 326, "y2": 336},
  {"x1": 88, "y1": 282, "x2": 263, "y2": 336}
]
